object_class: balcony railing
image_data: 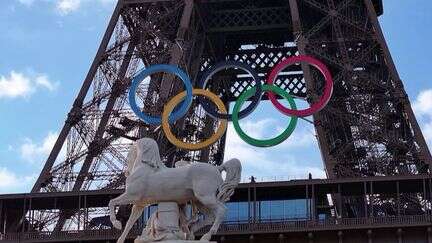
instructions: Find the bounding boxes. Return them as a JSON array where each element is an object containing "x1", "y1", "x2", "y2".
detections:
[{"x1": 1, "y1": 215, "x2": 431, "y2": 242}]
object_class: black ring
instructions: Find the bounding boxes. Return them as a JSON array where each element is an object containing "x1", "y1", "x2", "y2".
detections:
[{"x1": 197, "y1": 60, "x2": 262, "y2": 121}]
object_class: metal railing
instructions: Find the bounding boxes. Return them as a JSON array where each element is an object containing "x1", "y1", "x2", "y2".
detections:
[
  {"x1": 1, "y1": 215, "x2": 431, "y2": 242},
  {"x1": 212, "y1": 214, "x2": 432, "y2": 234}
]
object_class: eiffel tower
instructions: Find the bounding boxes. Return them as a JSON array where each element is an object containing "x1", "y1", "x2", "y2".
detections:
[{"x1": 21, "y1": 0, "x2": 431, "y2": 233}]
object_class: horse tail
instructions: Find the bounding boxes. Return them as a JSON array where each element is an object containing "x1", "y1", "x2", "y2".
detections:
[{"x1": 217, "y1": 158, "x2": 242, "y2": 202}]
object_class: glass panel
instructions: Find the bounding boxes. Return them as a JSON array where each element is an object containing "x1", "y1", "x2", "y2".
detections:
[
  {"x1": 290, "y1": 199, "x2": 307, "y2": 219},
  {"x1": 224, "y1": 202, "x2": 238, "y2": 222},
  {"x1": 270, "y1": 200, "x2": 284, "y2": 220},
  {"x1": 238, "y1": 202, "x2": 249, "y2": 221},
  {"x1": 256, "y1": 199, "x2": 308, "y2": 221},
  {"x1": 260, "y1": 201, "x2": 271, "y2": 220}
]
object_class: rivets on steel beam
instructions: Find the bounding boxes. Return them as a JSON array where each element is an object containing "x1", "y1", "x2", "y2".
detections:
[{"x1": 329, "y1": 9, "x2": 337, "y2": 16}]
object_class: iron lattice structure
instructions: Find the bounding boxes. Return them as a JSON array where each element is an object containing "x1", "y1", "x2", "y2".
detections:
[{"x1": 24, "y1": 0, "x2": 431, "y2": 232}]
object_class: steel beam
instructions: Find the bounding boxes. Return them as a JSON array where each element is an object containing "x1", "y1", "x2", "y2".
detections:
[{"x1": 31, "y1": 1, "x2": 124, "y2": 193}]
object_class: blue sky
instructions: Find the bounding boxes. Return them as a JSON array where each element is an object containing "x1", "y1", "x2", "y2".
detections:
[{"x1": 0, "y1": 0, "x2": 431, "y2": 193}]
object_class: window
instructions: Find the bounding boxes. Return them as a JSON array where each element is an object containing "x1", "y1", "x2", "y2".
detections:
[
  {"x1": 259, "y1": 199, "x2": 308, "y2": 221},
  {"x1": 224, "y1": 202, "x2": 250, "y2": 222}
]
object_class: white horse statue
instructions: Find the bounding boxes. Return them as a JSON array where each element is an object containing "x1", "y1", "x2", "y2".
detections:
[{"x1": 109, "y1": 138, "x2": 242, "y2": 243}]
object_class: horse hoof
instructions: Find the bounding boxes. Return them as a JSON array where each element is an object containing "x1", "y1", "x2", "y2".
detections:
[
  {"x1": 113, "y1": 220, "x2": 122, "y2": 230},
  {"x1": 200, "y1": 233, "x2": 211, "y2": 241},
  {"x1": 187, "y1": 233, "x2": 195, "y2": 240}
]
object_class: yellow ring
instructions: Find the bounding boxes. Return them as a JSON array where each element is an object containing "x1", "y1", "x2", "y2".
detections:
[{"x1": 162, "y1": 89, "x2": 228, "y2": 150}]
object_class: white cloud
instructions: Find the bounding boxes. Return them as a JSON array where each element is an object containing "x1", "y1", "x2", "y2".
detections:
[
  {"x1": 279, "y1": 128, "x2": 316, "y2": 149},
  {"x1": 35, "y1": 74, "x2": 59, "y2": 91},
  {"x1": 0, "y1": 71, "x2": 58, "y2": 99},
  {"x1": 423, "y1": 123, "x2": 432, "y2": 149},
  {"x1": 20, "y1": 131, "x2": 60, "y2": 163},
  {"x1": 16, "y1": 0, "x2": 116, "y2": 15},
  {"x1": 224, "y1": 119, "x2": 325, "y2": 182},
  {"x1": 0, "y1": 167, "x2": 36, "y2": 193},
  {"x1": 56, "y1": 0, "x2": 116, "y2": 15},
  {"x1": 413, "y1": 89, "x2": 432, "y2": 117},
  {"x1": 18, "y1": 0, "x2": 35, "y2": 6},
  {"x1": 413, "y1": 89, "x2": 432, "y2": 148},
  {"x1": 98, "y1": 0, "x2": 116, "y2": 6},
  {"x1": 0, "y1": 168, "x2": 20, "y2": 188},
  {"x1": 56, "y1": 0, "x2": 81, "y2": 15},
  {"x1": 0, "y1": 71, "x2": 33, "y2": 98}
]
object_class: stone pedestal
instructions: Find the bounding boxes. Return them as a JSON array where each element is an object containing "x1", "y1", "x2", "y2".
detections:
[
  {"x1": 154, "y1": 202, "x2": 182, "y2": 234},
  {"x1": 137, "y1": 241, "x2": 215, "y2": 243},
  {"x1": 135, "y1": 202, "x2": 208, "y2": 243}
]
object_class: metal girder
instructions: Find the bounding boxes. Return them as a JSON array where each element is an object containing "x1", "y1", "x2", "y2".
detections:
[
  {"x1": 290, "y1": 0, "x2": 431, "y2": 178},
  {"x1": 23, "y1": 0, "x2": 431, "y2": 234},
  {"x1": 286, "y1": 0, "x2": 431, "y2": 218},
  {"x1": 31, "y1": 0, "x2": 226, "y2": 203},
  {"x1": 31, "y1": 1, "x2": 125, "y2": 193}
]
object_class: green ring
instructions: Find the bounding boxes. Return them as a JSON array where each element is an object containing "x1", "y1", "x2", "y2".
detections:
[{"x1": 232, "y1": 84, "x2": 298, "y2": 147}]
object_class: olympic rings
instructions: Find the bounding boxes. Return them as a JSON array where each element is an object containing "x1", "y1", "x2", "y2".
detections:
[
  {"x1": 197, "y1": 60, "x2": 262, "y2": 121},
  {"x1": 129, "y1": 56, "x2": 333, "y2": 150},
  {"x1": 232, "y1": 85, "x2": 298, "y2": 147},
  {"x1": 162, "y1": 89, "x2": 228, "y2": 150},
  {"x1": 128, "y1": 64, "x2": 193, "y2": 125},
  {"x1": 266, "y1": 55, "x2": 333, "y2": 117}
]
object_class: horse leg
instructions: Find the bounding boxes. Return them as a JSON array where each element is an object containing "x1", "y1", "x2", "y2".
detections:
[
  {"x1": 108, "y1": 193, "x2": 137, "y2": 230},
  {"x1": 178, "y1": 204, "x2": 193, "y2": 240},
  {"x1": 117, "y1": 204, "x2": 145, "y2": 243},
  {"x1": 189, "y1": 205, "x2": 214, "y2": 239},
  {"x1": 195, "y1": 196, "x2": 226, "y2": 241},
  {"x1": 203, "y1": 202, "x2": 226, "y2": 241}
]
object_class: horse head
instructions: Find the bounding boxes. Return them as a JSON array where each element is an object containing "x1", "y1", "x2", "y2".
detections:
[{"x1": 125, "y1": 137, "x2": 166, "y2": 176}]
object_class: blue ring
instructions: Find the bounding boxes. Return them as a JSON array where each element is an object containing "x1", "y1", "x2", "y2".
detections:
[{"x1": 128, "y1": 64, "x2": 193, "y2": 125}]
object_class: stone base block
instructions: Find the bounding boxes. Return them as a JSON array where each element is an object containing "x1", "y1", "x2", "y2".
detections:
[{"x1": 134, "y1": 241, "x2": 216, "y2": 243}]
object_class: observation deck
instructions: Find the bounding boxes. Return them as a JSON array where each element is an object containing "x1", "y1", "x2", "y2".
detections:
[{"x1": 1, "y1": 174, "x2": 431, "y2": 243}]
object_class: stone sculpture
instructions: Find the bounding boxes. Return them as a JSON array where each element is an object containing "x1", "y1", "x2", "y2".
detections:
[{"x1": 108, "y1": 138, "x2": 242, "y2": 243}]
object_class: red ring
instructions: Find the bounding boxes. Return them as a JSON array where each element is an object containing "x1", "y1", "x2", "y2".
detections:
[{"x1": 266, "y1": 55, "x2": 333, "y2": 117}]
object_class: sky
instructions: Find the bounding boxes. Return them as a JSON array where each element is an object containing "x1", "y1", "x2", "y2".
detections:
[{"x1": 0, "y1": 0, "x2": 431, "y2": 194}]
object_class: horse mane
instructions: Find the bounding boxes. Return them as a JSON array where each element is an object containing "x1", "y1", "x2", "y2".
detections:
[
  {"x1": 126, "y1": 138, "x2": 167, "y2": 176},
  {"x1": 125, "y1": 143, "x2": 137, "y2": 177}
]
